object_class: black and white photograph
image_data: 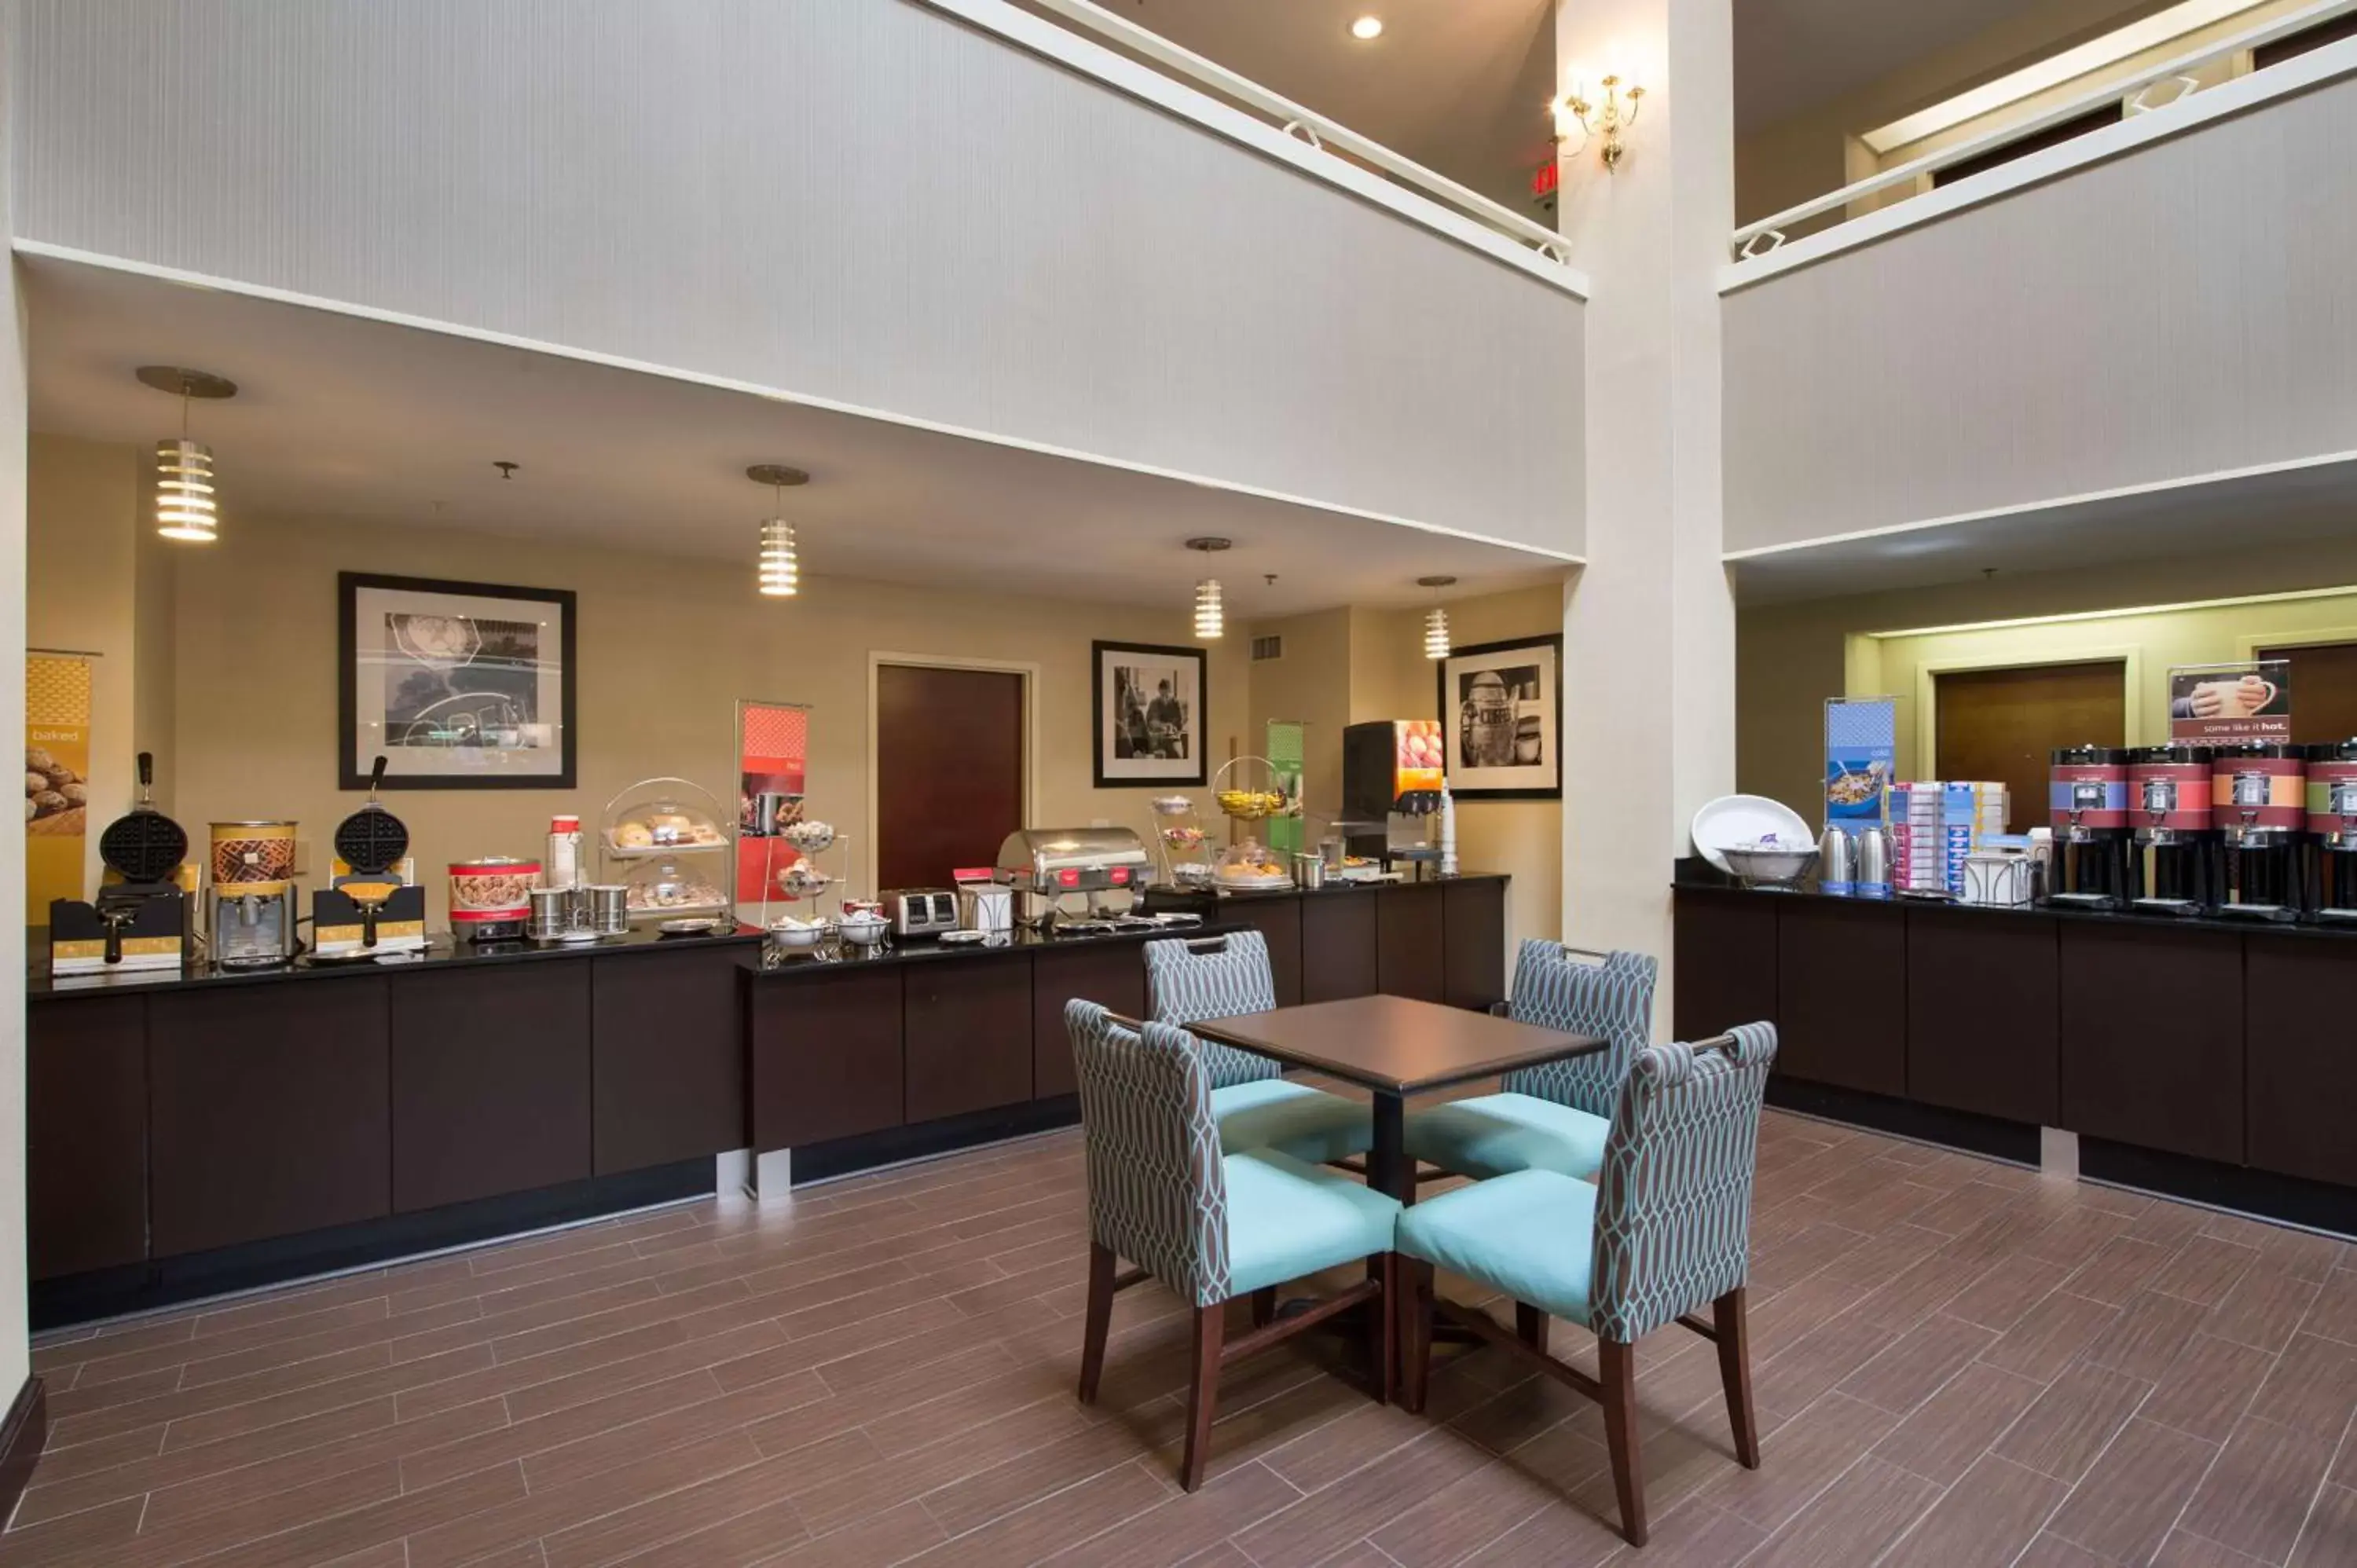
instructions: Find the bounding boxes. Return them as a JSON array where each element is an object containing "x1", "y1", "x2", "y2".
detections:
[
  {"x1": 1093, "y1": 639, "x2": 1208, "y2": 787},
  {"x1": 339, "y1": 573, "x2": 577, "y2": 788},
  {"x1": 1438, "y1": 634, "x2": 1562, "y2": 798}
]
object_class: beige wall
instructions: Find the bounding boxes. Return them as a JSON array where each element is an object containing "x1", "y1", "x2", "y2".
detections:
[
  {"x1": 1242, "y1": 606, "x2": 1353, "y2": 841},
  {"x1": 1, "y1": 103, "x2": 32, "y2": 1394},
  {"x1": 104, "y1": 489, "x2": 1248, "y2": 926},
  {"x1": 25, "y1": 435, "x2": 142, "y2": 894},
  {"x1": 1738, "y1": 538, "x2": 2357, "y2": 821}
]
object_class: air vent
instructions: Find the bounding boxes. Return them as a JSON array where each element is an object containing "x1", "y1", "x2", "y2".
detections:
[{"x1": 1250, "y1": 635, "x2": 1284, "y2": 662}]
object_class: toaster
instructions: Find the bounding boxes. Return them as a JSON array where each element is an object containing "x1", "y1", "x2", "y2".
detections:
[{"x1": 884, "y1": 888, "x2": 960, "y2": 937}]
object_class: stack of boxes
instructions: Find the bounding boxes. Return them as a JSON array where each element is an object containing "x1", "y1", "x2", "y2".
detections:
[{"x1": 1890, "y1": 781, "x2": 2008, "y2": 895}]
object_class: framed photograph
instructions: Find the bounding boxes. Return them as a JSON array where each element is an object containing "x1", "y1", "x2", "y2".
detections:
[
  {"x1": 1437, "y1": 634, "x2": 1562, "y2": 799},
  {"x1": 1093, "y1": 640, "x2": 1208, "y2": 788},
  {"x1": 339, "y1": 572, "x2": 577, "y2": 789}
]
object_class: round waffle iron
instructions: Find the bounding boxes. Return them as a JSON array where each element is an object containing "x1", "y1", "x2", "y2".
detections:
[
  {"x1": 94, "y1": 753, "x2": 188, "y2": 965},
  {"x1": 331, "y1": 757, "x2": 409, "y2": 950}
]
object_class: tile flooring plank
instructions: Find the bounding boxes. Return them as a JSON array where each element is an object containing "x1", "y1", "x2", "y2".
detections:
[
  {"x1": 2041, "y1": 1416, "x2": 2220, "y2": 1566},
  {"x1": 1993, "y1": 1362, "x2": 2157, "y2": 1483},
  {"x1": 1870, "y1": 1361, "x2": 2048, "y2": 1486},
  {"x1": 2174, "y1": 1415, "x2": 2340, "y2": 1565},
  {"x1": 2140, "y1": 1334, "x2": 2279, "y2": 1444},
  {"x1": 2286, "y1": 1481, "x2": 2357, "y2": 1568},
  {"x1": 1884, "y1": 1452, "x2": 2071, "y2": 1568},
  {"x1": 1733, "y1": 1455, "x2": 1941, "y2": 1568}
]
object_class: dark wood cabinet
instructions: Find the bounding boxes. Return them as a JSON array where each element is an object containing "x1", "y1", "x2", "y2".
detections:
[
  {"x1": 906, "y1": 959, "x2": 1035, "y2": 1123},
  {"x1": 1907, "y1": 907, "x2": 2059, "y2": 1125},
  {"x1": 750, "y1": 966, "x2": 904, "y2": 1151},
  {"x1": 1442, "y1": 878, "x2": 1508, "y2": 1012},
  {"x1": 2244, "y1": 936, "x2": 2357, "y2": 1187},
  {"x1": 592, "y1": 947, "x2": 748, "y2": 1174},
  {"x1": 1226, "y1": 897, "x2": 1303, "y2": 1006},
  {"x1": 1301, "y1": 892, "x2": 1379, "y2": 1003},
  {"x1": 1032, "y1": 943, "x2": 1144, "y2": 1099},
  {"x1": 390, "y1": 965, "x2": 592, "y2": 1213},
  {"x1": 1377, "y1": 884, "x2": 1447, "y2": 1002},
  {"x1": 28, "y1": 997, "x2": 148, "y2": 1280},
  {"x1": 148, "y1": 980, "x2": 393, "y2": 1257},
  {"x1": 1775, "y1": 898, "x2": 1906, "y2": 1096},
  {"x1": 2061, "y1": 923, "x2": 2243, "y2": 1165},
  {"x1": 1672, "y1": 887, "x2": 1778, "y2": 1043}
]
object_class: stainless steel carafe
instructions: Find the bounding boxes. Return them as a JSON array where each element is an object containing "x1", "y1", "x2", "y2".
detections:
[
  {"x1": 1854, "y1": 825, "x2": 1891, "y2": 899},
  {"x1": 1817, "y1": 825, "x2": 1854, "y2": 896}
]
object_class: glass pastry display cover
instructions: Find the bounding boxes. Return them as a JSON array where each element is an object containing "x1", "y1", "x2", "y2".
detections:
[
  {"x1": 621, "y1": 855, "x2": 728, "y2": 918},
  {"x1": 604, "y1": 793, "x2": 728, "y2": 855}
]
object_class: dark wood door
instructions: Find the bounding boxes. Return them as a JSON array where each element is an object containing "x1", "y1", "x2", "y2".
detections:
[
  {"x1": 1775, "y1": 899, "x2": 1906, "y2": 1096},
  {"x1": 1376, "y1": 884, "x2": 1447, "y2": 1002},
  {"x1": 1301, "y1": 892, "x2": 1378, "y2": 1004},
  {"x1": 1935, "y1": 661, "x2": 2126, "y2": 833},
  {"x1": 904, "y1": 958, "x2": 1034, "y2": 1123},
  {"x1": 1673, "y1": 887, "x2": 1777, "y2": 1042},
  {"x1": 2058, "y1": 924, "x2": 2242, "y2": 1165},
  {"x1": 1033, "y1": 944, "x2": 1143, "y2": 1099},
  {"x1": 1442, "y1": 879, "x2": 1508, "y2": 1012},
  {"x1": 1905, "y1": 907, "x2": 2058, "y2": 1127},
  {"x1": 2256, "y1": 641, "x2": 2357, "y2": 745},
  {"x1": 2244, "y1": 936, "x2": 2357, "y2": 1187},
  {"x1": 592, "y1": 947, "x2": 749, "y2": 1174},
  {"x1": 749, "y1": 968, "x2": 904, "y2": 1151},
  {"x1": 877, "y1": 664, "x2": 1024, "y2": 892}
]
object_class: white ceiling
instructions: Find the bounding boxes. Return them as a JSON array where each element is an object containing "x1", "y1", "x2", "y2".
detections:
[
  {"x1": 1731, "y1": 459, "x2": 2357, "y2": 605},
  {"x1": 1017, "y1": 0, "x2": 1560, "y2": 211},
  {"x1": 20, "y1": 255, "x2": 1568, "y2": 620}
]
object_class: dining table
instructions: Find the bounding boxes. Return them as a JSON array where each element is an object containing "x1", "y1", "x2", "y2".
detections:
[{"x1": 1184, "y1": 992, "x2": 1607, "y2": 1203}]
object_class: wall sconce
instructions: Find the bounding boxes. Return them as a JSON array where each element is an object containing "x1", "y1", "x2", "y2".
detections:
[{"x1": 1556, "y1": 75, "x2": 1644, "y2": 172}]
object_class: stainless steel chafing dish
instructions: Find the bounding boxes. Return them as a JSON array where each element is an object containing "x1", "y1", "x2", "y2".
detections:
[{"x1": 993, "y1": 826, "x2": 1151, "y2": 896}]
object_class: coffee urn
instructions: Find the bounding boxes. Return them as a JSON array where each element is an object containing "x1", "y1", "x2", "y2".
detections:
[
  {"x1": 2128, "y1": 746, "x2": 2218, "y2": 915},
  {"x1": 2307, "y1": 739, "x2": 2357, "y2": 921},
  {"x1": 2212, "y1": 742, "x2": 2305, "y2": 921},
  {"x1": 2047, "y1": 746, "x2": 2132, "y2": 910}
]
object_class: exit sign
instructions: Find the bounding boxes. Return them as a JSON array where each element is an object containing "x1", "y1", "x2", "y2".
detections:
[{"x1": 1530, "y1": 160, "x2": 1560, "y2": 198}]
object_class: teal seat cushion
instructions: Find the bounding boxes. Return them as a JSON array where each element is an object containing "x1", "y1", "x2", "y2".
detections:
[
  {"x1": 1402, "y1": 1093, "x2": 1610, "y2": 1181},
  {"x1": 1210, "y1": 1079, "x2": 1374, "y2": 1164},
  {"x1": 1395, "y1": 1169, "x2": 1598, "y2": 1327},
  {"x1": 1225, "y1": 1149, "x2": 1402, "y2": 1298}
]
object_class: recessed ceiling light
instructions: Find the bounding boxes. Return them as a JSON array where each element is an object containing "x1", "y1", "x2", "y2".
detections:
[{"x1": 1350, "y1": 16, "x2": 1384, "y2": 41}]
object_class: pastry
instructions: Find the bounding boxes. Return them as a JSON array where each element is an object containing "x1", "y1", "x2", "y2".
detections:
[
  {"x1": 25, "y1": 747, "x2": 53, "y2": 774},
  {"x1": 614, "y1": 821, "x2": 655, "y2": 849},
  {"x1": 25, "y1": 772, "x2": 45, "y2": 797}
]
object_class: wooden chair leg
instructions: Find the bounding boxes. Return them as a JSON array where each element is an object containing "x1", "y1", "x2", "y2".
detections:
[
  {"x1": 1179, "y1": 1302, "x2": 1225, "y2": 1493},
  {"x1": 1250, "y1": 1286, "x2": 1277, "y2": 1328},
  {"x1": 1402, "y1": 1258, "x2": 1434, "y2": 1415},
  {"x1": 1714, "y1": 1287, "x2": 1760, "y2": 1468},
  {"x1": 1369, "y1": 1254, "x2": 1396, "y2": 1405},
  {"x1": 1516, "y1": 1301, "x2": 1549, "y2": 1354},
  {"x1": 1600, "y1": 1338, "x2": 1648, "y2": 1548},
  {"x1": 1076, "y1": 1242, "x2": 1115, "y2": 1405}
]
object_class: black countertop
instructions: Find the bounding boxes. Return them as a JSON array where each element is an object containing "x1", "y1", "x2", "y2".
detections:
[
  {"x1": 32, "y1": 915, "x2": 1248, "y2": 1001},
  {"x1": 1144, "y1": 870, "x2": 1509, "y2": 905},
  {"x1": 30, "y1": 922, "x2": 769, "y2": 1002},
  {"x1": 1673, "y1": 859, "x2": 2357, "y2": 942}
]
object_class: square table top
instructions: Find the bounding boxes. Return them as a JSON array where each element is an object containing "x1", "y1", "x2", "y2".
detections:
[{"x1": 1183, "y1": 994, "x2": 1604, "y2": 1097}]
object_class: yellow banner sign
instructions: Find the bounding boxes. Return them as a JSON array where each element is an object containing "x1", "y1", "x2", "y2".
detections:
[{"x1": 27, "y1": 653, "x2": 93, "y2": 921}]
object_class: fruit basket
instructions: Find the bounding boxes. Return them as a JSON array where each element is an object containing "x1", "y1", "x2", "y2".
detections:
[{"x1": 1212, "y1": 757, "x2": 1292, "y2": 822}]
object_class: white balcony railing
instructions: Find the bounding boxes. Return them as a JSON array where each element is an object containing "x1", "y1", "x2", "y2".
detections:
[
  {"x1": 937, "y1": 0, "x2": 1585, "y2": 291},
  {"x1": 1727, "y1": 0, "x2": 2357, "y2": 281}
]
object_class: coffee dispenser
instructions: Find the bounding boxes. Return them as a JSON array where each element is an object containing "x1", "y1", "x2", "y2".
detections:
[
  {"x1": 2128, "y1": 746, "x2": 2218, "y2": 915},
  {"x1": 2307, "y1": 739, "x2": 2357, "y2": 921},
  {"x1": 209, "y1": 820, "x2": 302, "y2": 967},
  {"x1": 2212, "y1": 742, "x2": 2304, "y2": 921},
  {"x1": 2046, "y1": 746, "x2": 2131, "y2": 910}
]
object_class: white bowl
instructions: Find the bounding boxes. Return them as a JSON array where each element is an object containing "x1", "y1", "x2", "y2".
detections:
[
  {"x1": 1721, "y1": 843, "x2": 1820, "y2": 888},
  {"x1": 766, "y1": 920, "x2": 828, "y2": 951},
  {"x1": 837, "y1": 914, "x2": 890, "y2": 947},
  {"x1": 1690, "y1": 794, "x2": 1814, "y2": 874},
  {"x1": 783, "y1": 820, "x2": 835, "y2": 853}
]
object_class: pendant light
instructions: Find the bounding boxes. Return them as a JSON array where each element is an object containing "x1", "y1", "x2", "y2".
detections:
[
  {"x1": 1186, "y1": 537, "x2": 1231, "y2": 639},
  {"x1": 1419, "y1": 575, "x2": 1457, "y2": 659},
  {"x1": 137, "y1": 366, "x2": 237, "y2": 543},
  {"x1": 746, "y1": 464, "x2": 810, "y2": 599}
]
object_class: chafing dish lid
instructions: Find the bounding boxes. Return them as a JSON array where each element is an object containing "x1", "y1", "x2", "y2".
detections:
[{"x1": 994, "y1": 826, "x2": 1150, "y2": 876}]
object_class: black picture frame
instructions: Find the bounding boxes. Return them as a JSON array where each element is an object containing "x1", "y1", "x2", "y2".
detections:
[
  {"x1": 1436, "y1": 632, "x2": 1563, "y2": 800},
  {"x1": 338, "y1": 571, "x2": 579, "y2": 790},
  {"x1": 1091, "y1": 639, "x2": 1209, "y2": 789}
]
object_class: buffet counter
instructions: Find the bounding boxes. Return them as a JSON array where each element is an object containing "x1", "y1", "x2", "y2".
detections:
[
  {"x1": 1671, "y1": 866, "x2": 2357, "y2": 1234},
  {"x1": 748, "y1": 873, "x2": 1512, "y2": 1183}
]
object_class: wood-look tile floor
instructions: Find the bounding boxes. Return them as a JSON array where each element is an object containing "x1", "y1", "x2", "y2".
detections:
[{"x1": 7, "y1": 1111, "x2": 2355, "y2": 1567}]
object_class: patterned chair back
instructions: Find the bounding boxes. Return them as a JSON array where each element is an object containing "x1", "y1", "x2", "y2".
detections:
[
  {"x1": 1498, "y1": 942, "x2": 1658, "y2": 1119},
  {"x1": 1586, "y1": 1022, "x2": 1776, "y2": 1343},
  {"x1": 1143, "y1": 932, "x2": 1285, "y2": 1090},
  {"x1": 1065, "y1": 999, "x2": 1231, "y2": 1308}
]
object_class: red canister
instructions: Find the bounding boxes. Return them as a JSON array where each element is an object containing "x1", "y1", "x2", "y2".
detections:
[
  {"x1": 2211, "y1": 743, "x2": 2304, "y2": 835},
  {"x1": 448, "y1": 857, "x2": 541, "y2": 925},
  {"x1": 2050, "y1": 746, "x2": 2130, "y2": 831},
  {"x1": 2129, "y1": 746, "x2": 2212, "y2": 834}
]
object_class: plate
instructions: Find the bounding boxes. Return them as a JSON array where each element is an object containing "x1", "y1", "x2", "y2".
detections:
[
  {"x1": 658, "y1": 917, "x2": 724, "y2": 936},
  {"x1": 936, "y1": 929, "x2": 990, "y2": 944},
  {"x1": 1689, "y1": 794, "x2": 1814, "y2": 874},
  {"x1": 555, "y1": 928, "x2": 603, "y2": 943}
]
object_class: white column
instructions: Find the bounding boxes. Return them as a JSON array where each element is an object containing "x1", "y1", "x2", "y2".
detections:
[
  {"x1": 0, "y1": 3, "x2": 34, "y2": 1399},
  {"x1": 1556, "y1": 0, "x2": 1737, "y2": 998}
]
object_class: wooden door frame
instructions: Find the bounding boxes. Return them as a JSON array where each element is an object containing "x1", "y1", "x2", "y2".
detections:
[
  {"x1": 866, "y1": 652, "x2": 1038, "y2": 897},
  {"x1": 1913, "y1": 644, "x2": 2144, "y2": 779},
  {"x1": 2237, "y1": 626, "x2": 2357, "y2": 661}
]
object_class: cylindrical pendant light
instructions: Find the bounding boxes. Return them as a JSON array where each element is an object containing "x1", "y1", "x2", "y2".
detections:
[
  {"x1": 747, "y1": 464, "x2": 811, "y2": 599},
  {"x1": 137, "y1": 366, "x2": 236, "y2": 544},
  {"x1": 1186, "y1": 537, "x2": 1232, "y2": 639},
  {"x1": 1419, "y1": 575, "x2": 1457, "y2": 660}
]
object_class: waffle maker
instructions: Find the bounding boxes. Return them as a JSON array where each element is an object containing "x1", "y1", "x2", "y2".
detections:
[
  {"x1": 50, "y1": 752, "x2": 192, "y2": 975},
  {"x1": 313, "y1": 757, "x2": 428, "y2": 957}
]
